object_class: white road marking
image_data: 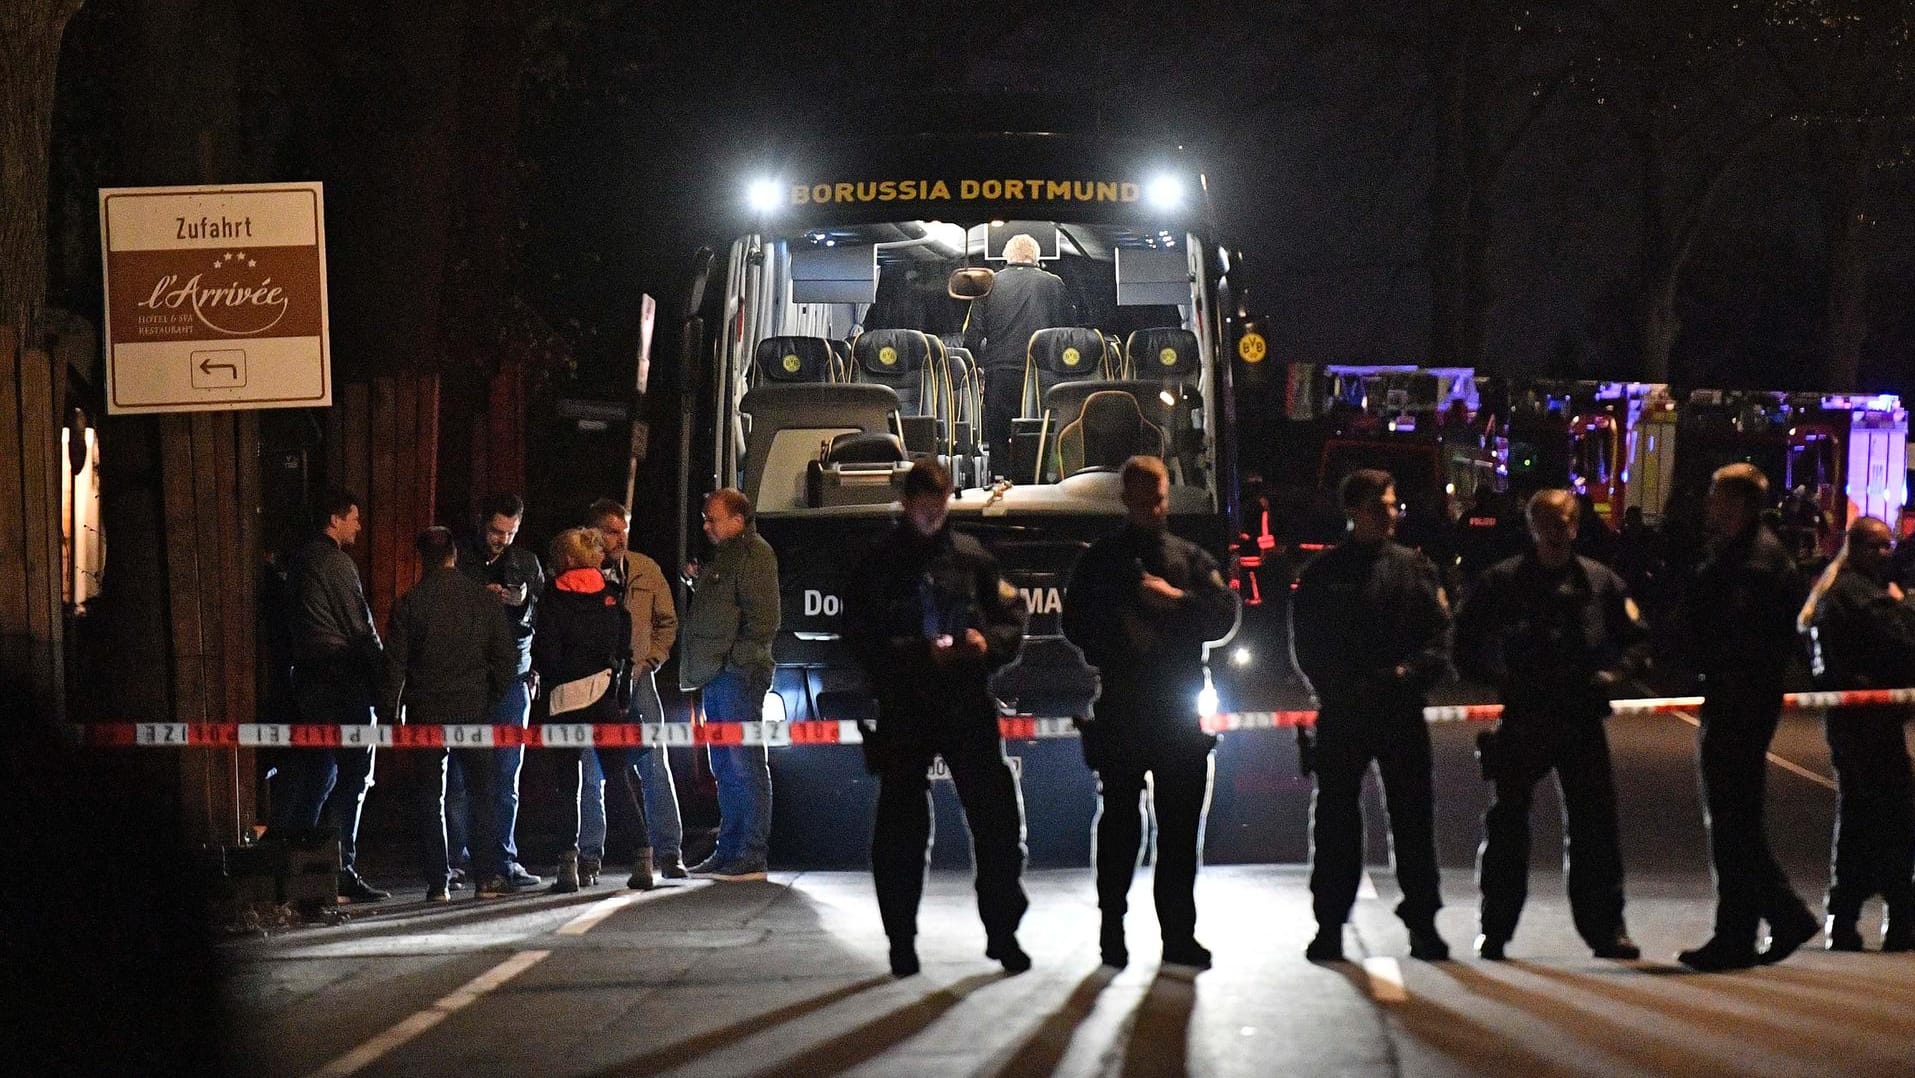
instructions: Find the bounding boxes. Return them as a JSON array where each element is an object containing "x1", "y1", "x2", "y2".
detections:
[
  {"x1": 557, "y1": 881, "x2": 711, "y2": 936},
  {"x1": 1362, "y1": 956, "x2": 1408, "y2": 1003},
  {"x1": 1668, "y1": 711, "x2": 1838, "y2": 792},
  {"x1": 1356, "y1": 871, "x2": 1379, "y2": 901},
  {"x1": 305, "y1": 949, "x2": 551, "y2": 1077}
]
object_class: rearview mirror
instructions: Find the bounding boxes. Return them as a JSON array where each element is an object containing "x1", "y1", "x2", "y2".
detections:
[{"x1": 947, "y1": 266, "x2": 995, "y2": 301}]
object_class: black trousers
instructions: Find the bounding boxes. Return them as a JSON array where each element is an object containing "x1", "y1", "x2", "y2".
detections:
[
  {"x1": 418, "y1": 747, "x2": 498, "y2": 887},
  {"x1": 870, "y1": 721, "x2": 1028, "y2": 944},
  {"x1": 1476, "y1": 714, "x2": 1626, "y2": 945},
  {"x1": 1698, "y1": 692, "x2": 1812, "y2": 943},
  {"x1": 1310, "y1": 707, "x2": 1442, "y2": 927},
  {"x1": 1094, "y1": 736, "x2": 1214, "y2": 945},
  {"x1": 983, "y1": 367, "x2": 1023, "y2": 474},
  {"x1": 1825, "y1": 708, "x2": 1915, "y2": 921}
]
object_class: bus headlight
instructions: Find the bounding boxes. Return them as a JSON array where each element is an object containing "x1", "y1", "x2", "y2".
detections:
[
  {"x1": 1196, "y1": 683, "x2": 1219, "y2": 719},
  {"x1": 1231, "y1": 646, "x2": 1252, "y2": 667},
  {"x1": 1147, "y1": 174, "x2": 1185, "y2": 211},
  {"x1": 746, "y1": 177, "x2": 783, "y2": 214}
]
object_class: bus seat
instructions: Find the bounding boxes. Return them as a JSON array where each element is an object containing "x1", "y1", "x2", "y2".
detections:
[
  {"x1": 807, "y1": 431, "x2": 910, "y2": 508},
  {"x1": 923, "y1": 333, "x2": 958, "y2": 453},
  {"x1": 827, "y1": 430, "x2": 906, "y2": 463},
  {"x1": 754, "y1": 335, "x2": 836, "y2": 383},
  {"x1": 1055, "y1": 390, "x2": 1165, "y2": 476},
  {"x1": 853, "y1": 328, "x2": 933, "y2": 415},
  {"x1": 739, "y1": 381, "x2": 901, "y2": 511},
  {"x1": 1124, "y1": 327, "x2": 1200, "y2": 385},
  {"x1": 1021, "y1": 326, "x2": 1111, "y2": 418},
  {"x1": 1104, "y1": 332, "x2": 1129, "y2": 378}
]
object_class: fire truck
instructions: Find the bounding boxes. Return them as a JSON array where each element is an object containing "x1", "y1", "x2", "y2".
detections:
[
  {"x1": 1499, "y1": 380, "x2": 1675, "y2": 528},
  {"x1": 1671, "y1": 390, "x2": 1907, "y2": 559}
]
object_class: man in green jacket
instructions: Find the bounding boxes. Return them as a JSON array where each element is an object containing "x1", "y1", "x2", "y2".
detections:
[{"x1": 681, "y1": 488, "x2": 781, "y2": 880}]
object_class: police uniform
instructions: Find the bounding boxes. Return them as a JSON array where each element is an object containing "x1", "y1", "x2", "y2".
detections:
[
  {"x1": 1455, "y1": 552, "x2": 1645, "y2": 953},
  {"x1": 1680, "y1": 522, "x2": 1817, "y2": 958},
  {"x1": 1805, "y1": 564, "x2": 1915, "y2": 947},
  {"x1": 845, "y1": 521, "x2": 1030, "y2": 961},
  {"x1": 1290, "y1": 538, "x2": 1451, "y2": 940},
  {"x1": 1061, "y1": 523, "x2": 1239, "y2": 962}
]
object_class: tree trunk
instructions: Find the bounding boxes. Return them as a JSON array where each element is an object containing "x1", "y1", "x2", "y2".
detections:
[
  {"x1": 1824, "y1": 126, "x2": 1872, "y2": 391},
  {"x1": 1426, "y1": 4, "x2": 1472, "y2": 367},
  {"x1": 0, "y1": 1, "x2": 85, "y2": 337}
]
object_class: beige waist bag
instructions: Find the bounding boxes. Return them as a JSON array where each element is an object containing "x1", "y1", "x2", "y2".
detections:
[{"x1": 548, "y1": 669, "x2": 612, "y2": 717}]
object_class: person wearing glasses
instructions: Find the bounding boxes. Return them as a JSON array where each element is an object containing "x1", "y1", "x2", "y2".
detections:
[{"x1": 1290, "y1": 468, "x2": 1453, "y2": 963}]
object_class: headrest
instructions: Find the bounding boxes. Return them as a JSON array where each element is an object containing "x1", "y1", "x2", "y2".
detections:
[
  {"x1": 854, "y1": 329, "x2": 929, "y2": 380},
  {"x1": 755, "y1": 336, "x2": 835, "y2": 383},
  {"x1": 827, "y1": 431, "x2": 906, "y2": 463},
  {"x1": 1029, "y1": 327, "x2": 1108, "y2": 376},
  {"x1": 1126, "y1": 327, "x2": 1200, "y2": 378},
  {"x1": 1080, "y1": 389, "x2": 1147, "y2": 425}
]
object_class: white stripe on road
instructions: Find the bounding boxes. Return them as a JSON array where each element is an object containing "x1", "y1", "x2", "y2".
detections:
[
  {"x1": 1356, "y1": 871, "x2": 1379, "y2": 901},
  {"x1": 306, "y1": 948, "x2": 551, "y2": 1077},
  {"x1": 1668, "y1": 711, "x2": 1838, "y2": 792},
  {"x1": 1362, "y1": 956, "x2": 1408, "y2": 1003}
]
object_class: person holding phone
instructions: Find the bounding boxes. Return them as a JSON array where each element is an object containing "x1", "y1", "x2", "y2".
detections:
[
  {"x1": 846, "y1": 460, "x2": 1032, "y2": 978},
  {"x1": 457, "y1": 493, "x2": 547, "y2": 894}
]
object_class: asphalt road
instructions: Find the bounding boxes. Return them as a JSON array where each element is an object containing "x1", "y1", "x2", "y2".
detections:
[{"x1": 222, "y1": 702, "x2": 1915, "y2": 1077}]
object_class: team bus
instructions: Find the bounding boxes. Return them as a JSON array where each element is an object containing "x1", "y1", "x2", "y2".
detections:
[{"x1": 668, "y1": 133, "x2": 1281, "y2": 863}]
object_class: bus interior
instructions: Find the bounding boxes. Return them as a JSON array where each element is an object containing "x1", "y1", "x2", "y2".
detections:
[{"x1": 714, "y1": 218, "x2": 1223, "y2": 521}]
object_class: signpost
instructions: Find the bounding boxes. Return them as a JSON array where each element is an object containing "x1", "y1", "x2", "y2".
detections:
[{"x1": 99, "y1": 182, "x2": 331, "y2": 414}]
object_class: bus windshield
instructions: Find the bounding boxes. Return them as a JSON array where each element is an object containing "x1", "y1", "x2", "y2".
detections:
[{"x1": 714, "y1": 219, "x2": 1221, "y2": 519}]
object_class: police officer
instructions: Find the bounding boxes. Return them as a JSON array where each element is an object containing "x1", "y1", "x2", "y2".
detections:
[
  {"x1": 1290, "y1": 468, "x2": 1452, "y2": 962},
  {"x1": 1062, "y1": 456, "x2": 1239, "y2": 970},
  {"x1": 1676, "y1": 463, "x2": 1820, "y2": 970},
  {"x1": 1799, "y1": 516, "x2": 1915, "y2": 952},
  {"x1": 1454, "y1": 489, "x2": 1644, "y2": 960},
  {"x1": 846, "y1": 460, "x2": 1032, "y2": 978}
]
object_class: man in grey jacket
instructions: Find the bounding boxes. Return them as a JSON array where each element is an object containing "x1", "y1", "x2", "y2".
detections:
[
  {"x1": 681, "y1": 488, "x2": 781, "y2": 881},
  {"x1": 382, "y1": 527, "x2": 518, "y2": 900},
  {"x1": 270, "y1": 489, "x2": 388, "y2": 903}
]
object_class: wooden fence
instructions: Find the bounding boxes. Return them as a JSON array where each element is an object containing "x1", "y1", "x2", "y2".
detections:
[{"x1": 0, "y1": 326, "x2": 64, "y2": 724}]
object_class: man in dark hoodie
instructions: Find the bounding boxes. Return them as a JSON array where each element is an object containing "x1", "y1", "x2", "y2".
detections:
[
  {"x1": 846, "y1": 460, "x2": 1031, "y2": 978},
  {"x1": 1290, "y1": 468, "x2": 1453, "y2": 963},
  {"x1": 1062, "y1": 455, "x2": 1238, "y2": 970},
  {"x1": 381, "y1": 527, "x2": 518, "y2": 900},
  {"x1": 1676, "y1": 463, "x2": 1820, "y2": 970},
  {"x1": 1801, "y1": 515, "x2": 1915, "y2": 952}
]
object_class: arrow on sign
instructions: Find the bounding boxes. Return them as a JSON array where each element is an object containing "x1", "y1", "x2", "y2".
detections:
[{"x1": 198, "y1": 356, "x2": 239, "y2": 378}]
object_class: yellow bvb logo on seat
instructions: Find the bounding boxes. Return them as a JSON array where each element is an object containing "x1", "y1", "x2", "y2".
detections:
[
  {"x1": 1159, "y1": 347, "x2": 1179, "y2": 367},
  {"x1": 879, "y1": 346, "x2": 898, "y2": 367},
  {"x1": 782, "y1": 354, "x2": 802, "y2": 373},
  {"x1": 1238, "y1": 332, "x2": 1267, "y2": 363},
  {"x1": 1062, "y1": 346, "x2": 1081, "y2": 367}
]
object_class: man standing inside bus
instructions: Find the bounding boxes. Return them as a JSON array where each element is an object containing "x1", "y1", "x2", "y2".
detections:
[
  {"x1": 681, "y1": 488, "x2": 780, "y2": 881},
  {"x1": 1063, "y1": 456, "x2": 1238, "y2": 970},
  {"x1": 846, "y1": 460, "x2": 1031, "y2": 977},
  {"x1": 1290, "y1": 469, "x2": 1452, "y2": 962},
  {"x1": 962, "y1": 232, "x2": 1073, "y2": 472}
]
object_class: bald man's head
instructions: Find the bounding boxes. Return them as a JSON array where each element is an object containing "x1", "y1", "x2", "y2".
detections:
[{"x1": 1846, "y1": 516, "x2": 1894, "y2": 576}]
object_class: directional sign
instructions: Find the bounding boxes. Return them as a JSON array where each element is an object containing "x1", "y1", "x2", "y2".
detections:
[{"x1": 99, "y1": 182, "x2": 331, "y2": 414}]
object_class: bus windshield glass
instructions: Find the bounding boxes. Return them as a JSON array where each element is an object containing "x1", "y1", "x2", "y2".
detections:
[{"x1": 714, "y1": 219, "x2": 1221, "y2": 519}]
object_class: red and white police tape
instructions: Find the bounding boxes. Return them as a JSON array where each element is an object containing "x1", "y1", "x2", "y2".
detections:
[{"x1": 63, "y1": 688, "x2": 1915, "y2": 748}]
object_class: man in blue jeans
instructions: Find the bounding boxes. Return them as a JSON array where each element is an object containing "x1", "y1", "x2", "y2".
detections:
[
  {"x1": 458, "y1": 493, "x2": 546, "y2": 894},
  {"x1": 681, "y1": 488, "x2": 780, "y2": 881},
  {"x1": 583, "y1": 495, "x2": 686, "y2": 882},
  {"x1": 271, "y1": 489, "x2": 388, "y2": 902}
]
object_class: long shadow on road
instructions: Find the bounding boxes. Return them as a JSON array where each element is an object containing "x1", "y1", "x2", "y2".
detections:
[
  {"x1": 991, "y1": 966, "x2": 1119, "y2": 1077},
  {"x1": 737, "y1": 972, "x2": 1004, "y2": 1078},
  {"x1": 583, "y1": 974, "x2": 893, "y2": 1078}
]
